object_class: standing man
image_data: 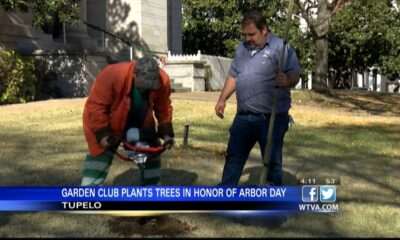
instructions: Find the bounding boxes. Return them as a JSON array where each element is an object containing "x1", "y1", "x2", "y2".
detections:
[
  {"x1": 215, "y1": 10, "x2": 301, "y2": 186},
  {"x1": 81, "y1": 55, "x2": 175, "y2": 186}
]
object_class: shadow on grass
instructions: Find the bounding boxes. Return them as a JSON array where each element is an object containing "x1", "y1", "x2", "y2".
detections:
[
  {"x1": 217, "y1": 211, "x2": 291, "y2": 230},
  {"x1": 216, "y1": 168, "x2": 298, "y2": 229},
  {"x1": 0, "y1": 212, "x2": 11, "y2": 236},
  {"x1": 242, "y1": 167, "x2": 299, "y2": 186},
  {"x1": 284, "y1": 123, "x2": 400, "y2": 210},
  {"x1": 285, "y1": 124, "x2": 400, "y2": 195},
  {"x1": 293, "y1": 90, "x2": 400, "y2": 116},
  {"x1": 0, "y1": 126, "x2": 88, "y2": 185}
]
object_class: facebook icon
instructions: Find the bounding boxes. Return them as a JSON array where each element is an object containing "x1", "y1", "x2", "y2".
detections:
[{"x1": 302, "y1": 186, "x2": 318, "y2": 202}]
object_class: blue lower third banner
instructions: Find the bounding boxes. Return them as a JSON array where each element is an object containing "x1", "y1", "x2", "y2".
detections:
[{"x1": 0, "y1": 186, "x2": 339, "y2": 213}]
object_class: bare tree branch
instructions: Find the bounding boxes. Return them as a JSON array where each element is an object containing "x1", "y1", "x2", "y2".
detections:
[{"x1": 294, "y1": 0, "x2": 318, "y2": 37}]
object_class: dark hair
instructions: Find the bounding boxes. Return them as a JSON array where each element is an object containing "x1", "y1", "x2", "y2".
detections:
[{"x1": 241, "y1": 9, "x2": 267, "y2": 31}]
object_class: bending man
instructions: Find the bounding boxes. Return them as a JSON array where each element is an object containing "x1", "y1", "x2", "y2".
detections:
[{"x1": 81, "y1": 56, "x2": 174, "y2": 186}]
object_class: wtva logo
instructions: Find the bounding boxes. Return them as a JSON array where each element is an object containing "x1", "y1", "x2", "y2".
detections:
[
  {"x1": 320, "y1": 186, "x2": 336, "y2": 202},
  {"x1": 302, "y1": 186, "x2": 318, "y2": 202}
]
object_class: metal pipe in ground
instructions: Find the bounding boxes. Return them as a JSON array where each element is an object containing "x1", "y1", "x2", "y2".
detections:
[{"x1": 183, "y1": 123, "x2": 190, "y2": 147}]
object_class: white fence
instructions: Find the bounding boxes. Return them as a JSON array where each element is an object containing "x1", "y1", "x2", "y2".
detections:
[
  {"x1": 164, "y1": 51, "x2": 232, "y2": 91},
  {"x1": 167, "y1": 50, "x2": 201, "y2": 61}
]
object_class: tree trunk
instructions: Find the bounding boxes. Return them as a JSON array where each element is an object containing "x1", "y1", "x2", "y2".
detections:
[
  {"x1": 311, "y1": 0, "x2": 331, "y2": 92},
  {"x1": 313, "y1": 37, "x2": 329, "y2": 91},
  {"x1": 296, "y1": 0, "x2": 349, "y2": 92}
]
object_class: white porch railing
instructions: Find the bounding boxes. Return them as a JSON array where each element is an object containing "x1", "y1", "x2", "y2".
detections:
[{"x1": 167, "y1": 50, "x2": 201, "y2": 61}]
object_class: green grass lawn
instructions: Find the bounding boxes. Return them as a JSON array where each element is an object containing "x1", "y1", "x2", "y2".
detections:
[{"x1": 0, "y1": 91, "x2": 399, "y2": 237}]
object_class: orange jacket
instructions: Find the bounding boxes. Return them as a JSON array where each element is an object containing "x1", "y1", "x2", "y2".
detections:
[{"x1": 83, "y1": 60, "x2": 173, "y2": 157}]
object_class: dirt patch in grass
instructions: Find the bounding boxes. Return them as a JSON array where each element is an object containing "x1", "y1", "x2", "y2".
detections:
[{"x1": 108, "y1": 215, "x2": 193, "y2": 237}]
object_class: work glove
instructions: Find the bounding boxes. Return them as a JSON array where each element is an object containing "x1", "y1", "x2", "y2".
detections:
[
  {"x1": 100, "y1": 135, "x2": 119, "y2": 149},
  {"x1": 163, "y1": 135, "x2": 175, "y2": 150},
  {"x1": 96, "y1": 127, "x2": 119, "y2": 149},
  {"x1": 140, "y1": 128, "x2": 159, "y2": 143}
]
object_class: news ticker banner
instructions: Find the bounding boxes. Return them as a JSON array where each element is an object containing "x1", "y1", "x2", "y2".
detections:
[{"x1": 0, "y1": 186, "x2": 339, "y2": 213}]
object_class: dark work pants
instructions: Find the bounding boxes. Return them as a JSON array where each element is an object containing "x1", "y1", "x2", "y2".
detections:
[{"x1": 220, "y1": 112, "x2": 289, "y2": 186}]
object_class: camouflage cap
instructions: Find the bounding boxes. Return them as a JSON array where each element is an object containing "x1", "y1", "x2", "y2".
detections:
[{"x1": 135, "y1": 56, "x2": 160, "y2": 90}]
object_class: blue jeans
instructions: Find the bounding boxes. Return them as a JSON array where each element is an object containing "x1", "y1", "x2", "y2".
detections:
[{"x1": 220, "y1": 112, "x2": 289, "y2": 186}]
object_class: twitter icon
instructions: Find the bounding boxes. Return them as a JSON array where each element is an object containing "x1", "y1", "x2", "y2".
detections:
[{"x1": 320, "y1": 186, "x2": 336, "y2": 202}]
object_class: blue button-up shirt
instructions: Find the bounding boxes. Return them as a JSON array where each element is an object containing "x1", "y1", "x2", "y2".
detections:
[{"x1": 229, "y1": 33, "x2": 301, "y2": 114}]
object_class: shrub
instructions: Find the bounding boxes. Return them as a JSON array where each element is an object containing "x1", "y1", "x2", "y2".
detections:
[{"x1": 0, "y1": 48, "x2": 37, "y2": 104}]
